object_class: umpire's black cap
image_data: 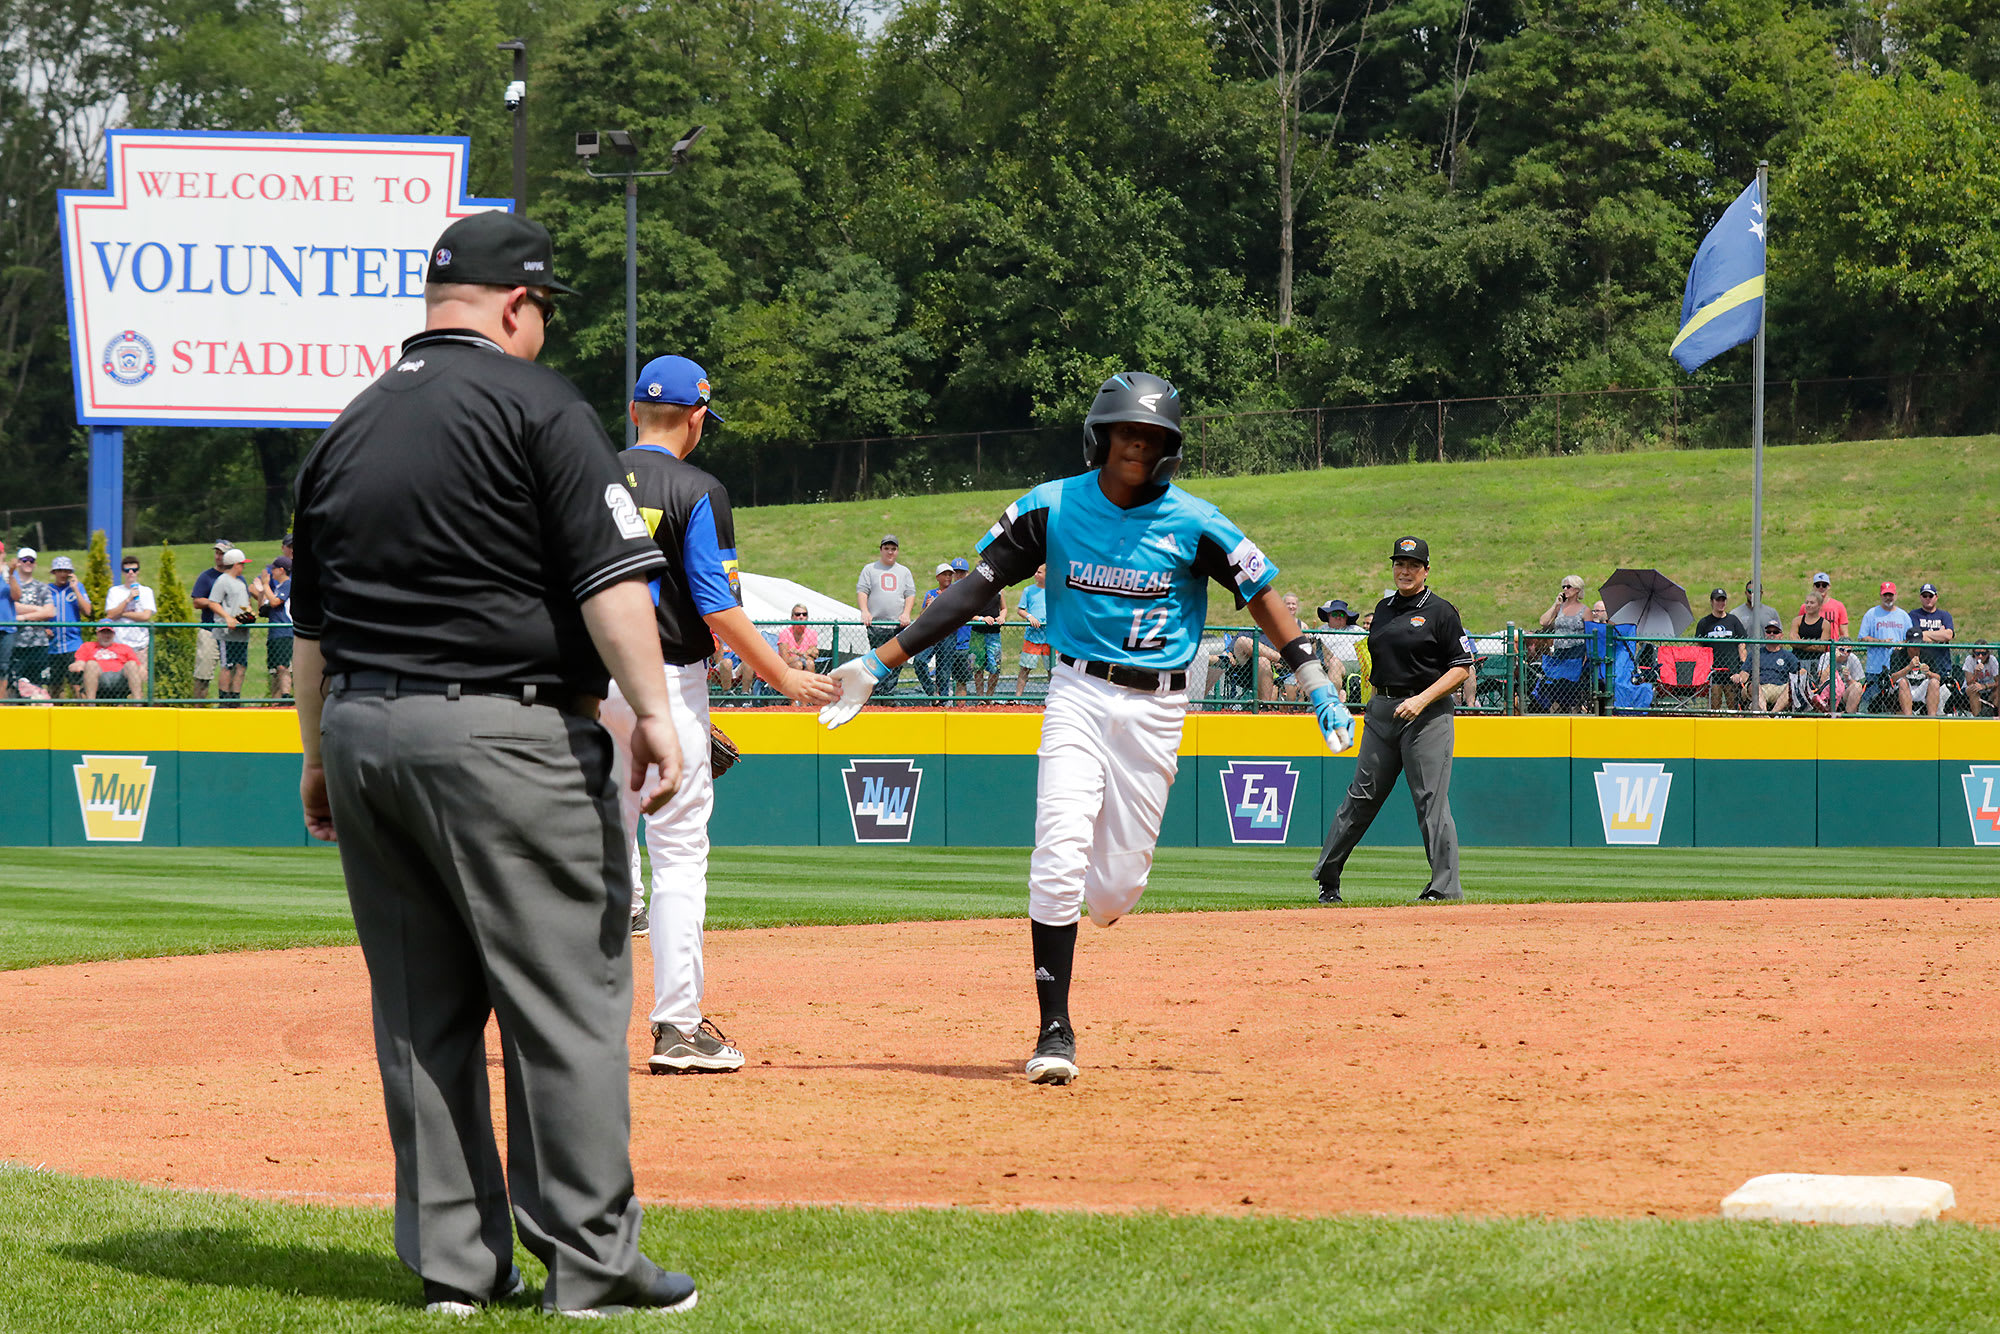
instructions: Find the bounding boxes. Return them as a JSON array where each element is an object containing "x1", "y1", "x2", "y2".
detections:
[
  {"x1": 1390, "y1": 535, "x2": 1430, "y2": 565},
  {"x1": 425, "y1": 212, "x2": 578, "y2": 294}
]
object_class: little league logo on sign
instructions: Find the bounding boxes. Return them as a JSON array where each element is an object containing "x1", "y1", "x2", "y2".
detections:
[
  {"x1": 60, "y1": 129, "x2": 512, "y2": 428},
  {"x1": 1963, "y1": 765, "x2": 2000, "y2": 847},
  {"x1": 1593, "y1": 762, "x2": 1673, "y2": 845},
  {"x1": 1219, "y1": 761, "x2": 1299, "y2": 844},
  {"x1": 842, "y1": 759, "x2": 924, "y2": 843},
  {"x1": 73, "y1": 754, "x2": 157, "y2": 842}
]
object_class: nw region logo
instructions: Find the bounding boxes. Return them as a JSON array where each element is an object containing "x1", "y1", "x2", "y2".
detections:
[
  {"x1": 101, "y1": 331, "x2": 156, "y2": 386},
  {"x1": 842, "y1": 759, "x2": 924, "y2": 843},
  {"x1": 73, "y1": 754, "x2": 157, "y2": 842},
  {"x1": 1593, "y1": 762, "x2": 1673, "y2": 845},
  {"x1": 1220, "y1": 761, "x2": 1298, "y2": 844},
  {"x1": 1962, "y1": 765, "x2": 2000, "y2": 847}
]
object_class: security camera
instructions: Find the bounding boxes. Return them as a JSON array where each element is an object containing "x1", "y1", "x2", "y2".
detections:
[
  {"x1": 670, "y1": 124, "x2": 705, "y2": 166},
  {"x1": 504, "y1": 80, "x2": 525, "y2": 111},
  {"x1": 574, "y1": 131, "x2": 600, "y2": 158}
]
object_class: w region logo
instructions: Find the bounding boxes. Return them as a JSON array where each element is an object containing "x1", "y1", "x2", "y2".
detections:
[
  {"x1": 1962, "y1": 765, "x2": 2000, "y2": 847},
  {"x1": 1220, "y1": 761, "x2": 1298, "y2": 844},
  {"x1": 73, "y1": 754, "x2": 156, "y2": 842},
  {"x1": 1593, "y1": 762, "x2": 1673, "y2": 846},
  {"x1": 842, "y1": 759, "x2": 924, "y2": 843}
]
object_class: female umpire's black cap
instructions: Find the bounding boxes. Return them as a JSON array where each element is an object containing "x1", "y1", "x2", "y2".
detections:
[{"x1": 1391, "y1": 535, "x2": 1430, "y2": 564}]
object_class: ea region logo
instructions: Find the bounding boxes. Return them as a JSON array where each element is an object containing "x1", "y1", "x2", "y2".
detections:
[
  {"x1": 1220, "y1": 761, "x2": 1299, "y2": 844},
  {"x1": 841, "y1": 758, "x2": 923, "y2": 843},
  {"x1": 101, "y1": 330, "x2": 156, "y2": 386},
  {"x1": 1593, "y1": 761, "x2": 1673, "y2": 845},
  {"x1": 1962, "y1": 765, "x2": 2000, "y2": 847},
  {"x1": 73, "y1": 754, "x2": 156, "y2": 842}
]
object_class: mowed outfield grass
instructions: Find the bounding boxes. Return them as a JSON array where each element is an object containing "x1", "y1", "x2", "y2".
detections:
[
  {"x1": 7, "y1": 845, "x2": 2000, "y2": 1332},
  {"x1": 3, "y1": 844, "x2": 1999, "y2": 971}
]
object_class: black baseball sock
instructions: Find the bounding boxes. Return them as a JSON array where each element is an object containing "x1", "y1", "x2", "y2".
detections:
[{"x1": 1031, "y1": 919, "x2": 1076, "y2": 1030}]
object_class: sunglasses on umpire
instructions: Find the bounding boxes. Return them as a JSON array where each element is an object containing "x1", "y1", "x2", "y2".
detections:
[{"x1": 521, "y1": 290, "x2": 557, "y2": 325}]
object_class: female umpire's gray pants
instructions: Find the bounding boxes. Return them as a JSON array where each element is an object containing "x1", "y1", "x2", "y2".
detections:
[
  {"x1": 1314, "y1": 693, "x2": 1461, "y2": 897},
  {"x1": 322, "y1": 689, "x2": 655, "y2": 1311}
]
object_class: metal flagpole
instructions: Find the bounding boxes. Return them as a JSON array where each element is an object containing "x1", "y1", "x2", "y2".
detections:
[{"x1": 1748, "y1": 161, "x2": 1768, "y2": 713}]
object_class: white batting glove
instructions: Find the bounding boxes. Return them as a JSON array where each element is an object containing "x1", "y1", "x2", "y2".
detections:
[{"x1": 818, "y1": 652, "x2": 890, "y2": 730}]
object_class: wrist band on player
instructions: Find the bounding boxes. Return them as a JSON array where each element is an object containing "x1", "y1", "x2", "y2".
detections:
[
  {"x1": 860, "y1": 650, "x2": 893, "y2": 682},
  {"x1": 1294, "y1": 661, "x2": 1332, "y2": 696},
  {"x1": 1279, "y1": 637, "x2": 1319, "y2": 671}
]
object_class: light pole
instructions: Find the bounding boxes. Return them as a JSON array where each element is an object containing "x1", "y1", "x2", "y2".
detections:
[
  {"x1": 577, "y1": 125, "x2": 705, "y2": 445},
  {"x1": 497, "y1": 40, "x2": 527, "y2": 209}
]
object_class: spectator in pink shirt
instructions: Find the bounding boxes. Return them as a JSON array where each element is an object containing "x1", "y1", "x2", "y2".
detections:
[
  {"x1": 776, "y1": 604, "x2": 820, "y2": 672},
  {"x1": 1803, "y1": 572, "x2": 1849, "y2": 640}
]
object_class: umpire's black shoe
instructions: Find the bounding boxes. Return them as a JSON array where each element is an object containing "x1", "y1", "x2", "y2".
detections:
[
  {"x1": 423, "y1": 1265, "x2": 524, "y2": 1315},
  {"x1": 554, "y1": 1266, "x2": 699, "y2": 1318},
  {"x1": 1416, "y1": 887, "x2": 1464, "y2": 902},
  {"x1": 1316, "y1": 879, "x2": 1343, "y2": 904}
]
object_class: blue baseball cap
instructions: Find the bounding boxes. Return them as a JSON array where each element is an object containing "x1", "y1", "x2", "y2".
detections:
[
  {"x1": 951, "y1": 557, "x2": 969, "y2": 572},
  {"x1": 632, "y1": 355, "x2": 724, "y2": 423}
]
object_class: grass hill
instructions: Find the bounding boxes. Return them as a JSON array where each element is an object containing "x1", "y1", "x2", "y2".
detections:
[{"x1": 72, "y1": 434, "x2": 1998, "y2": 638}]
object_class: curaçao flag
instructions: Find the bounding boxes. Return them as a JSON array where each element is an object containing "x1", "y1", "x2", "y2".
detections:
[{"x1": 1670, "y1": 178, "x2": 1765, "y2": 372}]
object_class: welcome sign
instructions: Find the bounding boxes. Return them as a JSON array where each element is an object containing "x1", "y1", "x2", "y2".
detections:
[{"x1": 60, "y1": 130, "x2": 511, "y2": 427}]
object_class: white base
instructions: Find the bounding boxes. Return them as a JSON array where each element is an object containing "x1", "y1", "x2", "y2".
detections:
[{"x1": 1721, "y1": 1173, "x2": 1955, "y2": 1226}]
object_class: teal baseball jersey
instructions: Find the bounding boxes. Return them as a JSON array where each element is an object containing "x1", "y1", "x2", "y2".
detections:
[{"x1": 974, "y1": 473, "x2": 1278, "y2": 670}]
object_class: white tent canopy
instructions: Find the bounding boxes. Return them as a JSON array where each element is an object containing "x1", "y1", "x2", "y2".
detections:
[{"x1": 737, "y1": 571, "x2": 869, "y2": 659}]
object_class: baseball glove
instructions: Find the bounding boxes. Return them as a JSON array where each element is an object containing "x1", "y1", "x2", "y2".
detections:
[{"x1": 709, "y1": 723, "x2": 742, "y2": 780}]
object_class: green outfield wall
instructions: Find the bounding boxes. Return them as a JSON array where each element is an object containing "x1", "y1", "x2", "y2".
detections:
[{"x1": 2, "y1": 709, "x2": 1997, "y2": 850}]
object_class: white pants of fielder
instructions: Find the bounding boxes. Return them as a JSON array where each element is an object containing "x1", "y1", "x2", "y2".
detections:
[
  {"x1": 598, "y1": 661, "x2": 713, "y2": 1032},
  {"x1": 1030, "y1": 661, "x2": 1186, "y2": 928}
]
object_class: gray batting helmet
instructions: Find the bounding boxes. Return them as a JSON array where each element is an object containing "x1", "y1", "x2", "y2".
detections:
[{"x1": 1082, "y1": 372, "x2": 1184, "y2": 483}]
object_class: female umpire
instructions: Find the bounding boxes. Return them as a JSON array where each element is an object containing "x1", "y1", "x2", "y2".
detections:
[{"x1": 1313, "y1": 536, "x2": 1475, "y2": 904}]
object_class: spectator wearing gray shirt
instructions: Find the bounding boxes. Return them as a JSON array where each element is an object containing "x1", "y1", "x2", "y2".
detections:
[
  {"x1": 212, "y1": 548, "x2": 255, "y2": 703},
  {"x1": 856, "y1": 534, "x2": 916, "y2": 696}
]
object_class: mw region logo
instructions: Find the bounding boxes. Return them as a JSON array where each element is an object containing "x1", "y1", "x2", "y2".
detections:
[
  {"x1": 1219, "y1": 761, "x2": 1299, "y2": 844},
  {"x1": 842, "y1": 758, "x2": 924, "y2": 843},
  {"x1": 1963, "y1": 765, "x2": 2000, "y2": 847},
  {"x1": 1593, "y1": 762, "x2": 1673, "y2": 846},
  {"x1": 73, "y1": 754, "x2": 157, "y2": 842}
]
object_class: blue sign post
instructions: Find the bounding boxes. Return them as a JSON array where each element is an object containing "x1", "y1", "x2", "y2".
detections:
[{"x1": 87, "y1": 426, "x2": 124, "y2": 566}]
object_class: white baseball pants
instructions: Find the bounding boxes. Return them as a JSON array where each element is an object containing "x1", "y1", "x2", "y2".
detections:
[
  {"x1": 598, "y1": 661, "x2": 713, "y2": 1032},
  {"x1": 1030, "y1": 661, "x2": 1186, "y2": 928}
]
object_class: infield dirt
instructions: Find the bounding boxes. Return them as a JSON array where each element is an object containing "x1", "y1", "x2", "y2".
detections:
[{"x1": 3, "y1": 898, "x2": 1997, "y2": 1221}]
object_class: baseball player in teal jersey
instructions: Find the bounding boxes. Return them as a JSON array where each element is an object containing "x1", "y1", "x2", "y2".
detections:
[{"x1": 819, "y1": 372, "x2": 1356, "y2": 1084}]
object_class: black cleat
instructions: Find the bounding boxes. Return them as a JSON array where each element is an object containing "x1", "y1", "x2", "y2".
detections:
[
  {"x1": 423, "y1": 1266, "x2": 524, "y2": 1315},
  {"x1": 1416, "y1": 887, "x2": 1464, "y2": 902},
  {"x1": 1316, "y1": 882, "x2": 1343, "y2": 904},
  {"x1": 1026, "y1": 1017, "x2": 1078, "y2": 1085}
]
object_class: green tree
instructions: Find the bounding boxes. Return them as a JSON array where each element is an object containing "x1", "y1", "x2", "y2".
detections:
[
  {"x1": 152, "y1": 547, "x2": 197, "y2": 702},
  {"x1": 82, "y1": 530, "x2": 112, "y2": 616}
]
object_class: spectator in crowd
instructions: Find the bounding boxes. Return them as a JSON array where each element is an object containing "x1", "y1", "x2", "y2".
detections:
[
  {"x1": 856, "y1": 535, "x2": 915, "y2": 696},
  {"x1": 965, "y1": 556, "x2": 1007, "y2": 697},
  {"x1": 939, "y1": 561, "x2": 975, "y2": 700},
  {"x1": 1804, "y1": 572, "x2": 1849, "y2": 640},
  {"x1": 1271, "y1": 591, "x2": 1314, "y2": 701},
  {"x1": 212, "y1": 548, "x2": 255, "y2": 703},
  {"x1": 256, "y1": 556, "x2": 294, "y2": 698},
  {"x1": 7, "y1": 549, "x2": 53, "y2": 699},
  {"x1": 1814, "y1": 642, "x2": 1867, "y2": 714},
  {"x1": 0, "y1": 544, "x2": 17, "y2": 699},
  {"x1": 1536, "y1": 577, "x2": 1590, "y2": 709},
  {"x1": 1909, "y1": 583, "x2": 1955, "y2": 680},
  {"x1": 1790, "y1": 590, "x2": 1831, "y2": 675},
  {"x1": 104, "y1": 555, "x2": 157, "y2": 669},
  {"x1": 1891, "y1": 630, "x2": 1943, "y2": 717},
  {"x1": 776, "y1": 604, "x2": 820, "y2": 674},
  {"x1": 1751, "y1": 619, "x2": 1797, "y2": 712},
  {"x1": 1695, "y1": 587, "x2": 1749, "y2": 710},
  {"x1": 1014, "y1": 564, "x2": 1050, "y2": 695},
  {"x1": 1317, "y1": 599, "x2": 1364, "y2": 701},
  {"x1": 69, "y1": 623, "x2": 146, "y2": 701},
  {"x1": 911, "y1": 563, "x2": 955, "y2": 698},
  {"x1": 1963, "y1": 646, "x2": 1997, "y2": 717},
  {"x1": 1858, "y1": 581, "x2": 1912, "y2": 713},
  {"x1": 188, "y1": 538, "x2": 235, "y2": 699},
  {"x1": 262, "y1": 532, "x2": 294, "y2": 588},
  {"x1": 1731, "y1": 580, "x2": 1779, "y2": 647},
  {"x1": 45, "y1": 556, "x2": 92, "y2": 697}
]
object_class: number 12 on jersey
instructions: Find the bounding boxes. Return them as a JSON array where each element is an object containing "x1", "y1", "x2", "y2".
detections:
[{"x1": 1125, "y1": 606, "x2": 1171, "y2": 651}]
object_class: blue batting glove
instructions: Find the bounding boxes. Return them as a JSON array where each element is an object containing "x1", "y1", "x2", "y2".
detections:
[{"x1": 1309, "y1": 682, "x2": 1355, "y2": 753}]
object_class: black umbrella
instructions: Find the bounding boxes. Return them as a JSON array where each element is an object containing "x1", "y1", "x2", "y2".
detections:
[{"x1": 1599, "y1": 569, "x2": 1694, "y2": 637}]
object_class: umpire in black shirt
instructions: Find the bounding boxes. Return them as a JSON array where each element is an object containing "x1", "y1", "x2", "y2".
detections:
[
  {"x1": 1314, "y1": 536, "x2": 1475, "y2": 904},
  {"x1": 290, "y1": 212, "x2": 700, "y2": 1318}
]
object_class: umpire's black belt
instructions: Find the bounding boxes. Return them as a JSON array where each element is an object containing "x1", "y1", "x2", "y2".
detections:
[
  {"x1": 329, "y1": 671, "x2": 598, "y2": 718},
  {"x1": 1059, "y1": 654, "x2": 1187, "y2": 693}
]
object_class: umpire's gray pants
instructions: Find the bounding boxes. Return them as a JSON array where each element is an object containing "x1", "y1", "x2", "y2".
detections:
[
  {"x1": 1314, "y1": 693, "x2": 1461, "y2": 897},
  {"x1": 322, "y1": 689, "x2": 657, "y2": 1310}
]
